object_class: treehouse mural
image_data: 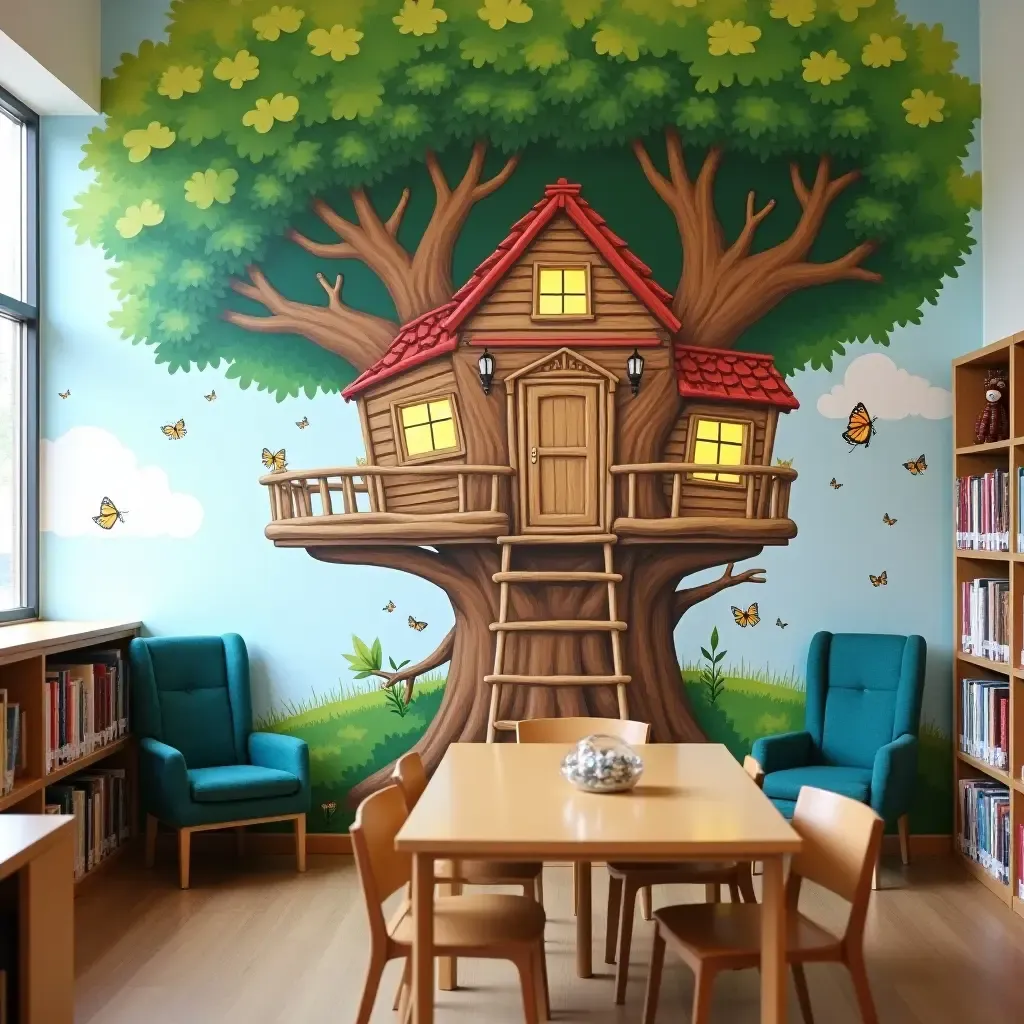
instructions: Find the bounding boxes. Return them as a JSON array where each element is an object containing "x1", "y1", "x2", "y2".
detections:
[{"x1": 65, "y1": 0, "x2": 980, "y2": 817}]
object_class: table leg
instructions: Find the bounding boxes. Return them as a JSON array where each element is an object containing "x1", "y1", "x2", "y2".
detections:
[
  {"x1": 438, "y1": 862, "x2": 461, "y2": 991},
  {"x1": 413, "y1": 853, "x2": 435, "y2": 1024},
  {"x1": 760, "y1": 855, "x2": 786, "y2": 1024},
  {"x1": 575, "y1": 860, "x2": 592, "y2": 978}
]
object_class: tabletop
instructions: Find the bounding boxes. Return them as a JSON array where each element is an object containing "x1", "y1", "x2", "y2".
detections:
[{"x1": 395, "y1": 742, "x2": 801, "y2": 860}]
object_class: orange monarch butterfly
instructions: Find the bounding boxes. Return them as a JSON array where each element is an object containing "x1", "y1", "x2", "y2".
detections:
[
  {"x1": 383, "y1": 601, "x2": 396, "y2": 613},
  {"x1": 261, "y1": 448, "x2": 287, "y2": 472},
  {"x1": 296, "y1": 417, "x2": 309, "y2": 429},
  {"x1": 92, "y1": 497, "x2": 126, "y2": 530},
  {"x1": 869, "y1": 571, "x2": 888, "y2": 587},
  {"x1": 161, "y1": 418, "x2": 186, "y2": 440},
  {"x1": 58, "y1": 390, "x2": 70, "y2": 399},
  {"x1": 843, "y1": 402, "x2": 877, "y2": 449},
  {"x1": 408, "y1": 616, "x2": 428, "y2": 632},
  {"x1": 204, "y1": 390, "x2": 217, "y2": 402},
  {"x1": 731, "y1": 603, "x2": 759, "y2": 628},
  {"x1": 830, "y1": 478, "x2": 843, "y2": 489},
  {"x1": 883, "y1": 513, "x2": 898, "y2": 526},
  {"x1": 903, "y1": 454, "x2": 927, "y2": 476}
]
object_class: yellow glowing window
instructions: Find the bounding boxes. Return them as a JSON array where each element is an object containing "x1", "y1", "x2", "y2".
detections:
[
  {"x1": 536, "y1": 266, "x2": 590, "y2": 317},
  {"x1": 401, "y1": 398, "x2": 458, "y2": 457},
  {"x1": 692, "y1": 419, "x2": 747, "y2": 483}
]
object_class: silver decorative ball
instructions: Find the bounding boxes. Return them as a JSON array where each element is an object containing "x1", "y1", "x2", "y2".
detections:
[{"x1": 560, "y1": 734, "x2": 644, "y2": 793}]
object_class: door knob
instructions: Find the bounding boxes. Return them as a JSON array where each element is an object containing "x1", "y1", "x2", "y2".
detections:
[{"x1": 530, "y1": 447, "x2": 538, "y2": 464}]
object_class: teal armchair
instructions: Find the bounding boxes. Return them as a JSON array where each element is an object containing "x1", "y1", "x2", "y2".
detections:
[
  {"x1": 752, "y1": 631, "x2": 926, "y2": 868},
  {"x1": 130, "y1": 634, "x2": 310, "y2": 888}
]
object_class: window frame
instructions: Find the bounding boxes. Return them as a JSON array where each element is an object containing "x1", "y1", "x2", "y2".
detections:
[
  {"x1": 531, "y1": 262, "x2": 594, "y2": 322},
  {"x1": 685, "y1": 414, "x2": 753, "y2": 489},
  {"x1": 390, "y1": 391, "x2": 466, "y2": 466},
  {"x1": 0, "y1": 85, "x2": 40, "y2": 623}
]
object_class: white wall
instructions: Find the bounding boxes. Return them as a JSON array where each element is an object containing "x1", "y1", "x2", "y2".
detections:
[
  {"x1": 0, "y1": 0, "x2": 100, "y2": 113},
  {"x1": 982, "y1": 0, "x2": 1024, "y2": 343}
]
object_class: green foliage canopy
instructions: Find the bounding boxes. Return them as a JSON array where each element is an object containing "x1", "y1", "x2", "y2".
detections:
[{"x1": 69, "y1": 0, "x2": 980, "y2": 399}]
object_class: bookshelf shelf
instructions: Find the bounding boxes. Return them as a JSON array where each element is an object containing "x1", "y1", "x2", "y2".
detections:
[
  {"x1": 0, "y1": 776, "x2": 42, "y2": 813},
  {"x1": 45, "y1": 736, "x2": 132, "y2": 786},
  {"x1": 957, "y1": 750, "x2": 1011, "y2": 783},
  {"x1": 955, "y1": 549, "x2": 1011, "y2": 561},
  {"x1": 956, "y1": 651, "x2": 1011, "y2": 674},
  {"x1": 956, "y1": 438, "x2": 1012, "y2": 455},
  {"x1": 957, "y1": 850, "x2": 1011, "y2": 904},
  {"x1": 74, "y1": 836, "x2": 132, "y2": 891}
]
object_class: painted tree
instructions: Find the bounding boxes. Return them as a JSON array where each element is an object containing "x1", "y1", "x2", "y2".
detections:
[{"x1": 70, "y1": 0, "x2": 979, "y2": 791}]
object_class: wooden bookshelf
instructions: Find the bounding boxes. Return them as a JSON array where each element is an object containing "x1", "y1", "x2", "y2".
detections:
[
  {"x1": 0, "y1": 621, "x2": 140, "y2": 891},
  {"x1": 953, "y1": 335, "x2": 1024, "y2": 909}
]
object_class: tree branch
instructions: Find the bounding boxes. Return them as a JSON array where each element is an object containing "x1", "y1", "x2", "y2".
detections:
[
  {"x1": 673, "y1": 562, "x2": 766, "y2": 622},
  {"x1": 372, "y1": 627, "x2": 456, "y2": 700},
  {"x1": 473, "y1": 154, "x2": 521, "y2": 200}
]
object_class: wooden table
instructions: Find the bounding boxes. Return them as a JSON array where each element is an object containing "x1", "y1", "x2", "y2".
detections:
[{"x1": 395, "y1": 743, "x2": 801, "y2": 1024}]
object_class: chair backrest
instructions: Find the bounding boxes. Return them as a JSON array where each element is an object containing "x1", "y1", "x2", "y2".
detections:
[
  {"x1": 788, "y1": 786, "x2": 883, "y2": 929},
  {"x1": 742, "y1": 755, "x2": 765, "y2": 788},
  {"x1": 350, "y1": 784, "x2": 413, "y2": 941},
  {"x1": 805, "y1": 631, "x2": 926, "y2": 769},
  {"x1": 128, "y1": 634, "x2": 252, "y2": 769},
  {"x1": 515, "y1": 717, "x2": 650, "y2": 745},
  {"x1": 392, "y1": 752, "x2": 428, "y2": 810}
]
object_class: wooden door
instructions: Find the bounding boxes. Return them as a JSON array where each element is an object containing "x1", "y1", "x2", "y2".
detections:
[{"x1": 521, "y1": 381, "x2": 602, "y2": 531}]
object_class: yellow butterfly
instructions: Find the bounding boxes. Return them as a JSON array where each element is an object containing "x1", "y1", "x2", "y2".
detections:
[
  {"x1": 882, "y1": 513, "x2": 897, "y2": 526},
  {"x1": 296, "y1": 416, "x2": 309, "y2": 429},
  {"x1": 842, "y1": 402, "x2": 876, "y2": 449},
  {"x1": 869, "y1": 571, "x2": 888, "y2": 587},
  {"x1": 383, "y1": 600, "x2": 396, "y2": 613},
  {"x1": 204, "y1": 390, "x2": 217, "y2": 402},
  {"x1": 903, "y1": 454, "x2": 927, "y2": 476},
  {"x1": 92, "y1": 497, "x2": 126, "y2": 531},
  {"x1": 775, "y1": 458, "x2": 793, "y2": 468},
  {"x1": 731, "y1": 603, "x2": 760, "y2": 628},
  {"x1": 830, "y1": 478, "x2": 842, "y2": 489},
  {"x1": 776, "y1": 618, "x2": 788, "y2": 629},
  {"x1": 261, "y1": 448, "x2": 287, "y2": 472},
  {"x1": 408, "y1": 616, "x2": 428, "y2": 632},
  {"x1": 161, "y1": 418, "x2": 186, "y2": 440},
  {"x1": 58, "y1": 390, "x2": 70, "y2": 399}
]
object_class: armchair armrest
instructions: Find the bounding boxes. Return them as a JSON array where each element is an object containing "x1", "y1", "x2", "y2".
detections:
[
  {"x1": 870, "y1": 733, "x2": 918, "y2": 823},
  {"x1": 751, "y1": 731, "x2": 814, "y2": 774},
  {"x1": 249, "y1": 732, "x2": 309, "y2": 785},
  {"x1": 139, "y1": 737, "x2": 191, "y2": 821}
]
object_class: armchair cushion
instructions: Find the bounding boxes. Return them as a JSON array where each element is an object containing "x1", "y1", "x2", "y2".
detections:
[
  {"x1": 762, "y1": 765, "x2": 872, "y2": 805},
  {"x1": 188, "y1": 764, "x2": 301, "y2": 804}
]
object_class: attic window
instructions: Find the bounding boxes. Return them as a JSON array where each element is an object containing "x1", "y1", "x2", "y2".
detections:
[
  {"x1": 534, "y1": 264, "x2": 591, "y2": 318},
  {"x1": 690, "y1": 418, "x2": 749, "y2": 484},
  {"x1": 397, "y1": 396, "x2": 462, "y2": 461}
]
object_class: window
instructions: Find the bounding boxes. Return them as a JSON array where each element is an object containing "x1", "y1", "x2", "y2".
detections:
[
  {"x1": 534, "y1": 265, "x2": 591, "y2": 318},
  {"x1": 0, "y1": 87, "x2": 39, "y2": 621},
  {"x1": 399, "y1": 397, "x2": 461, "y2": 459},
  {"x1": 691, "y1": 418, "x2": 747, "y2": 484}
]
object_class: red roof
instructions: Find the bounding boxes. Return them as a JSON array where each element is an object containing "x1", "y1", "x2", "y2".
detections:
[
  {"x1": 342, "y1": 179, "x2": 680, "y2": 399},
  {"x1": 674, "y1": 346, "x2": 799, "y2": 411}
]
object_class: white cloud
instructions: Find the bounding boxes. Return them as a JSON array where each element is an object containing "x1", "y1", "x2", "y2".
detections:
[
  {"x1": 816, "y1": 353, "x2": 952, "y2": 421},
  {"x1": 42, "y1": 426, "x2": 203, "y2": 538}
]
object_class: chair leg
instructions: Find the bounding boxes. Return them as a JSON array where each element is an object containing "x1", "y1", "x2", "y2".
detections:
[
  {"x1": 514, "y1": 951, "x2": 541, "y2": 1024},
  {"x1": 642, "y1": 926, "x2": 666, "y2": 1024},
  {"x1": 534, "y1": 941, "x2": 550, "y2": 1021},
  {"x1": 614, "y1": 882, "x2": 638, "y2": 1005},
  {"x1": 178, "y1": 828, "x2": 191, "y2": 890},
  {"x1": 573, "y1": 862, "x2": 579, "y2": 916},
  {"x1": 792, "y1": 963, "x2": 815, "y2": 1024},
  {"x1": 846, "y1": 949, "x2": 879, "y2": 1024},
  {"x1": 295, "y1": 814, "x2": 307, "y2": 873},
  {"x1": 704, "y1": 882, "x2": 720, "y2": 903},
  {"x1": 728, "y1": 881, "x2": 741, "y2": 903},
  {"x1": 393, "y1": 958, "x2": 410, "y2": 1012},
  {"x1": 897, "y1": 814, "x2": 910, "y2": 866},
  {"x1": 354, "y1": 952, "x2": 387, "y2": 1024},
  {"x1": 534, "y1": 869, "x2": 544, "y2": 906},
  {"x1": 737, "y1": 864, "x2": 757, "y2": 904},
  {"x1": 692, "y1": 965, "x2": 716, "y2": 1024},
  {"x1": 641, "y1": 885, "x2": 653, "y2": 921},
  {"x1": 145, "y1": 814, "x2": 157, "y2": 869},
  {"x1": 605, "y1": 874, "x2": 623, "y2": 964}
]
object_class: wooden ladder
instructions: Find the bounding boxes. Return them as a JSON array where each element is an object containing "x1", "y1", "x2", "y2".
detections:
[{"x1": 485, "y1": 533, "x2": 630, "y2": 741}]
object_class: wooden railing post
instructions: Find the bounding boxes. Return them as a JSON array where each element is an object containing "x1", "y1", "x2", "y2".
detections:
[
  {"x1": 457, "y1": 473, "x2": 467, "y2": 514},
  {"x1": 744, "y1": 473, "x2": 755, "y2": 519},
  {"x1": 342, "y1": 476, "x2": 357, "y2": 514},
  {"x1": 627, "y1": 473, "x2": 636, "y2": 519},
  {"x1": 769, "y1": 477, "x2": 780, "y2": 519},
  {"x1": 318, "y1": 477, "x2": 333, "y2": 516},
  {"x1": 490, "y1": 473, "x2": 500, "y2": 513},
  {"x1": 670, "y1": 472, "x2": 681, "y2": 519}
]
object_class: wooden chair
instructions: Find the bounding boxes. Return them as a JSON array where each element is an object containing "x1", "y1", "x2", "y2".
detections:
[
  {"x1": 392, "y1": 753, "x2": 544, "y2": 901},
  {"x1": 607, "y1": 754, "x2": 765, "y2": 1005},
  {"x1": 350, "y1": 784, "x2": 550, "y2": 1024},
  {"x1": 642, "y1": 785, "x2": 884, "y2": 1024},
  {"x1": 515, "y1": 717, "x2": 651, "y2": 920}
]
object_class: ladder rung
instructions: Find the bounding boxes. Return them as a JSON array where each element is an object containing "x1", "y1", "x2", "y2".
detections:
[
  {"x1": 485, "y1": 674, "x2": 631, "y2": 686},
  {"x1": 497, "y1": 534, "x2": 617, "y2": 546},
  {"x1": 489, "y1": 620, "x2": 628, "y2": 633},
  {"x1": 492, "y1": 571, "x2": 623, "y2": 584}
]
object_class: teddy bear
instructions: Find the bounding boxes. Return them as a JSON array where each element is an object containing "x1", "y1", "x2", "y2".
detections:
[{"x1": 975, "y1": 368, "x2": 1009, "y2": 444}]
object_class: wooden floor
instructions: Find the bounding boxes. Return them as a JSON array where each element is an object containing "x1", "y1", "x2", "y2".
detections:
[{"x1": 75, "y1": 850, "x2": 1024, "y2": 1023}]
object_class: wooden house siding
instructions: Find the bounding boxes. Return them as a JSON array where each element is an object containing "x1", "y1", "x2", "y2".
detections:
[
  {"x1": 362, "y1": 358, "x2": 464, "y2": 513},
  {"x1": 462, "y1": 213, "x2": 669, "y2": 342}
]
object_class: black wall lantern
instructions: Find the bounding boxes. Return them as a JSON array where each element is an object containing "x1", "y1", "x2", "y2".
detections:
[
  {"x1": 626, "y1": 348, "x2": 645, "y2": 397},
  {"x1": 478, "y1": 348, "x2": 496, "y2": 395}
]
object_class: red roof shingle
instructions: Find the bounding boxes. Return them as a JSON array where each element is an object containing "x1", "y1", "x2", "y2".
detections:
[{"x1": 674, "y1": 346, "x2": 799, "y2": 410}]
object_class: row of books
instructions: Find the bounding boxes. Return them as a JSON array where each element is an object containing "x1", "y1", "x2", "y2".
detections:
[
  {"x1": 45, "y1": 650, "x2": 128, "y2": 774},
  {"x1": 959, "y1": 778, "x2": 1011, "y2": 884},
  {"x1": 956, "y1": 469, "x2": 1011, "y2": 551},
  {"x1": 960, "y1": 679, "x2": 1010, "y2": 770},
  {"x1": 960, "y1": 577, "x2": 1011, "y2": 664},
  {"x1": 46, "y1": 768, "x2": 129, "y2": 881},
  {"x1": 0, "y1": 692, "x2": 24, "y2": 799}
]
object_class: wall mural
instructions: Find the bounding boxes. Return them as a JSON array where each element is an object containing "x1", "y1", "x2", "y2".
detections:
[{"x1": 52, "y1": 0, "x2": 979, "y2": 831}]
